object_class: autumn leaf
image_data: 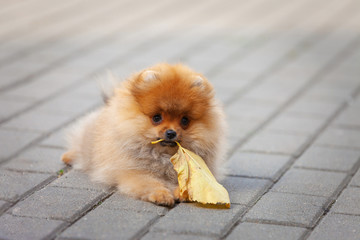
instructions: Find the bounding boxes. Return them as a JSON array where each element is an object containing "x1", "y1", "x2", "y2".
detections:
[{"x1": 151, "y1": 140, "x2": 230, "y2": 208}]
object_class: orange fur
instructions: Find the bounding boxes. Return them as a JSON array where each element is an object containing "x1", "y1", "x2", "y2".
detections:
[
  {"x1": 61, "y1": 151, "x2": 75, "y2": 165},
  {"x1": 63, "y1": 63, "x2": 227, "y2": 206}
]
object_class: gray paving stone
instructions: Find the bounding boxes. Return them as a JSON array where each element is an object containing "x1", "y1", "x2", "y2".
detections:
[
  {"x1": 225, "y1": 99, "x2": 278, "y2": 121},
  {"x1": 67, "y1": 81, "x2": 102, "y2": 99},
  {"x1": 245, "y1": 192, "x2": 328, "y2": 228},
  {"x1": 226, "y1": 152, "x2": 292, "y2": 181},
  {"x1": 226, "y1": 222, "x2": 307, "y2": 240},
  {"x1": 271, "y1": 168, "x2": 347, "y2": 197},
  {"x1": 211, "y1": 76, "x2": 251, "y2": 92},
  {"x1": 60, "y1": 208, "x2": 156, "y2": 240},
  {"x1": 222, "y1": 176, "x2": 272, "y2": 206},
  {"x1": 0, "y1": 214, "x2": 64, "y2": 240},
  {"x1": 316, "y1": 128, "x2": 360, "y2": 149},
  {"x1": 50, "y1": 169, "x2": 109, "y2": 191},
  {"x1": 11, "y1": 186, "x2": 105, "y2": 221},
  {"x1": 334, "y1": 105, "x2": 360, "y2": 128},
  {"x1": 100, "y1": 192, "x2": 168, "y2": 214},
  {"x1": 350, "y1": 169, "x2": 360, "y2": 187},
  {"x1": 331, "y1": 187, "x2": 360, "y2": 215},
  {"x1": 284, "y1": 98, "x2": 341, "y2": 118},
  {"x1": 40, "y1": 130, "x2": 66, "y2": 149},
  {"x1": 308, "y1": 213, "x2": 360, "y2": 240},
  {"x1": 3, "y1": 74, "x2": 74, "y2": 102},
  {"x1": 143, "y1": 231, "x2": 216, "y2": 240},
  {"x1": 151, "y1": 203, "x2": 246, "y2": 236},
  {"x1": 0, "y1": 128, "x2": 41, "y2": 161},
  {"x1": 241, "y1": 131, "x2": 311, "y2": 156},
  {"x1": 35, "y1": 94, "x2": 100, "y2": 115},
  {"x1": 227, "y1": 118, "x2": 262, "y2": 139},
  {"x1": 241, "y1": 84, "x2": 298, "y2": 104},
  {"x1": 0, "y1": 98, "x2": 33, "y2": 122},
  {"x1": 3, "y1": 146, "x2": 64, "y2": 173},
  {"x1": 0, "y1": 200, "x2": 10, "y2": 214},
  {"x1": 2, "y1": 111, "x2": 73, "y2": 133},
  {"x1": 0, "y1": 169, "x2": 52, "y2": 202},
  {"x1": 265, "y1": 113, "x2": 325, "y2": 135},
  {"x1": 228, "y1": 136, "x2": 243, "y2": 152},
  {"x1": 295, "y1": 146, "x2": 360, "y2": 172},
  {"x1": 303, "y1": 83, "x2": 356, "y2": 101}
]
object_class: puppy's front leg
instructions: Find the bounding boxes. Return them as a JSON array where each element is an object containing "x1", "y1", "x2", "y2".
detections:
[{"x1": 117, "y1": 170, "x2": 176, "y2": 206}]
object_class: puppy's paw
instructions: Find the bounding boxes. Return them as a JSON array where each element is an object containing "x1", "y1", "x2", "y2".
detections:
[
  {"x1": 173, "y1": 186, "x2": 187, "y2": 202},
  {"x1": 61, "y1": 151, "x2": 75, "y2": 165},
  {"x1": 143, "y1": 188, "x2": 175, "y2": 207}
]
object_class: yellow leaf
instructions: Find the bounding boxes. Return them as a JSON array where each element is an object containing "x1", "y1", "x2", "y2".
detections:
[{"x1": 151, "y1": 140, "x2": 230, "y2": 208}]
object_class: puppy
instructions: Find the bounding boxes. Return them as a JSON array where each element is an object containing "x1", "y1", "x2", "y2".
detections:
[{"x1": 62, "y1": 63, "x2": 227, "y2": 206}]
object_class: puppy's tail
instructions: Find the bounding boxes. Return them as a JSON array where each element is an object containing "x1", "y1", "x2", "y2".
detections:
[{"x1": 96, "y1": 70, "x2": 121, "y2": 104}]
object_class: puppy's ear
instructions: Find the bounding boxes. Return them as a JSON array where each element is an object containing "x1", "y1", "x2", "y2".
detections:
[
  {"x1": 191, "y1": 75, "x2": 205, "y2": 88},
  {"x1": 141, "y1": 70, "x2": 159, "y2": 82}
]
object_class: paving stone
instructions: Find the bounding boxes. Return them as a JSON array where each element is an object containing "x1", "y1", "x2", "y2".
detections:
[
  {"x1": 211, "y1": 77, "x2": 251, "y2": 92},
  {"x1": 331, "y1": 187, "x2": 360, "y2": 215},
  {"x1": 284, "y1": 98, "x2": 341, "y2": 118},
  {"x1": 0, "y1": 169, "x2": 52, "y2": 202},
  {"x1": 0, "y1": 214, "x2": 64, "y2": 240},
  {"x1": 0, "y1": 200, "x2": 10, "y2": 214},
  {"x1": 315, "y1": 128, "x2": 360, "y2": 149},
  {"x1": 295, "y1": 146, "x2": 360, "y2": 172},
  {"x1": 100, "y1": 192, "x2": 168, "y2": 214},
  {"x1": 50, "y1": 169, "x2": 109, "y2": 191},
  {"x1": 227, "y1": 118, "x2": 262, "y2": 139},
  {"x1": 350, "y1": 169, "x2": 360, "y2": 187},
  {"x1": 151, "y1": 203, "x2": 246, "y2": 236},
  {"x1": 226, "y1": 152, "x2": 292, "y2": 180},
  {"x1": 241, "y1": 131, "x2": 311, "y2": 156},
  {"x1": 334, "y1": 105, "x2": 360, "y2": 128},
  {"x1": 2, "y1": 74, "x2": 75, "y2": 102},
  {"x1": 40, "y1": 130, "x2": 67, "y2": 149},
  {"x1": 3, "y1": 146, "x2": 64, "y2": 173},
  {"x1": 225, "y1": 99, "x2": 278, "y2": 121},
  {"x1": 0, "y1": 98, "x2": 33, "y2": 122},
  {"x1": 265, "y1": 113, "x2": 325, "y2": 135},
  {"x1": 35, "y1": 94, "x2": 100, "y2": 115},
  {"x1": 228, "y1": 136, "x2": 242, "y2": 151},
  {"x1": 143, "y1": 231, "x2": 216, "y2": 240},
  {"x1": 2, "y1": 111, "x2": 73, "y2": 133},
  {"x1": 222, "y1": 176, "x2": 272, "y2": 205},
  {"x1": 11, "y1": 186, "x2": 105, "y2": 221},
  {"x1": 271, "y1": 168, "x2": 347, "y2": 197},
  {"x1": 59, "y1": 208, "x2": 156, "y2": 240},
  {"x1": 226, "y1": 222, "x2": 307, "y2": 240},
  {"x1": 303, "y1": 83, "x2": 356, "y2": 101},
  {"x1": 241, "y1": 84, "x2": 298, "y2": 104},
  {"x1": 245, "y1": 192, "x2": 328, "y2": 228},
  {"x1": 0, "y1": 128, "x2": 41, "y2": 161},
  {"x1": 308, "y1": 213, "x2": 360, "y2": 240},
  {"x1": 67, "y1": 81, "x2": 102, "y2": 99}
]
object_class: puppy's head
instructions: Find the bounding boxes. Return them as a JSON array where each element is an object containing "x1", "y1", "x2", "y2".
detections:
[{"x1": 128, "y1": 63, "x2": 216, "y2": 150}]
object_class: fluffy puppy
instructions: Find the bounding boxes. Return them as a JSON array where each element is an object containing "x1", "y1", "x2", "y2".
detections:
[{"x1": 62, "y1": 63, "x2": 227, "y2": 206}]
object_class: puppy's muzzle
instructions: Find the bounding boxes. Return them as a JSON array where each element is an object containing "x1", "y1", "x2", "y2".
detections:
[
  {"x1": 165, "y1": 129, "x2": 177, "y2": 141},
  {"x1": 159, "y1": 129, "x2": 178, "y2": 147}
]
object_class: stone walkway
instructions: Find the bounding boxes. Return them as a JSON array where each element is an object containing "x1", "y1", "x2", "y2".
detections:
[{"x1": 0, "y1": 0, "x2": 360, "y2": 239}]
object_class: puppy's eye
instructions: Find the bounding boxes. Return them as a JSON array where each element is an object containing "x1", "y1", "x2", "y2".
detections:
[
  {"x1": 180, "y1": 116, "x2": 190, "y2": 127},
  {"x1": 152, "y1": 114, "x2": 162, "y2": 124}
]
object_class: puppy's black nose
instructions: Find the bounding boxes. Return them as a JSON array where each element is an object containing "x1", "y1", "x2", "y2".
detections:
[{"x1": 165, "y1": 129, "x2": 177, "y2": 140}]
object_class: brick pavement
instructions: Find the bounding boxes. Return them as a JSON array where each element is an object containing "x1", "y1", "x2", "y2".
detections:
[{"x1": 0, "y1": 0, "x2": 360, "y2": 239}]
